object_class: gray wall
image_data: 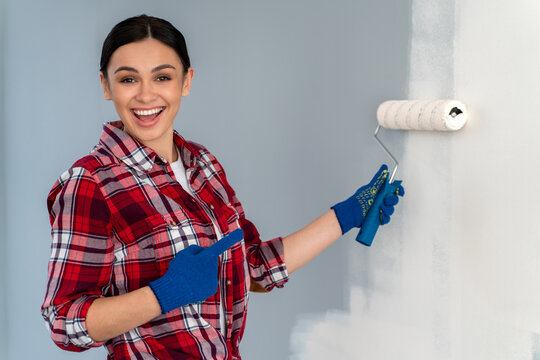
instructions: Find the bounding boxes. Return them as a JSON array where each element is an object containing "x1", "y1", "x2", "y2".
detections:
[
  {"x1": 1, "y1": 1, "x2": 410, "y2": 359},
  {"x1": 0, "y1": 0, "x2": 7, "y2": 359}
]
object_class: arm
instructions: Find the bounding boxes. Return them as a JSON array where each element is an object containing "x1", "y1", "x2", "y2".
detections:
[
  {"x1": 86, "y1": 287, "x2": 161, "y2": 342},
  {"x1": 87, "y1": 229, "x2": 244, "y2": 342},
  {"x1": 283, "y1": 165, "x2": 404, "y2": 275},
  {"x1": 282, "y1": 210, "x2": 342, "y2": 274},
  {"x1": 44, "y1": 167, "x2": 162, "y2": 346},
  {"x1": 42, "y1": 167, "x2": 115, "y2": 351},
  {"x1": 204, "y1": 147, "x2": 401, "y2": 290}
]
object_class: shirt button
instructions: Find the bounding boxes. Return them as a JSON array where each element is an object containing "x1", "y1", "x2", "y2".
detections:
[
  {"x1": 169, "y1": 220, "x2": 176, "y2": 226},
  {"x1": 226, "y1": 319, "x2": 231, "y2": 326},
  {"x1": 210, "y1": 204, "x2": 215, "y2": 210},
  {"x1": 226, "y1": 280, "x2": 232, "y2": 286}
]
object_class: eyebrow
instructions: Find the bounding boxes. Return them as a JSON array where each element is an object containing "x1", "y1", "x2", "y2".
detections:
[{"x1": 113, "y1": 64, "x2": 177, "y2": 74}]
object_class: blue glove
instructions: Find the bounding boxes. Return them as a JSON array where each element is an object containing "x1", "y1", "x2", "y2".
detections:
[
  {"x1": 332, "y1": 165, "x2": 404, "y2": 235},
  {"x1": 149, "y1": 228, "x2": 244, "y2": 314},
  {"x1": 379, "y1": 184, "x2": 404, "y2": 225},
  {"x1": 355, "y1": 177, "x2": 404, "y2": 246}
]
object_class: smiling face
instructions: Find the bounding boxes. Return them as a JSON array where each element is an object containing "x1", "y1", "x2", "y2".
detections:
[{"x1": 100, "y1": 37, "x2": 193, "y2": 161}]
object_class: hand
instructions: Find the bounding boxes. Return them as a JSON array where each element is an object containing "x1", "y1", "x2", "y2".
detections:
[
  {"x1": 331, "y1": 165, "x2": 404, "y2": 235},
  {"x1": 379, "y1": 182, "x2": 404, "y2": 225},
  {"x1": 149, "y1": 228, "x2": 244, "y2": 314}
]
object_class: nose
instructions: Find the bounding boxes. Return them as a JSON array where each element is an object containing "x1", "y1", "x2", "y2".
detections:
[{"x1": 135, "y1": 80, "x2": 158, "y2": 103}]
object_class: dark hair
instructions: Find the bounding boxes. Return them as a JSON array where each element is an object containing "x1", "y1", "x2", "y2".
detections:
[{"x1": 100, "y1": 14, "x2": 191, "y2": 78}]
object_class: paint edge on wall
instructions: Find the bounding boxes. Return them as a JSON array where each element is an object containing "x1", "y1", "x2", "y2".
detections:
[{"x1": 289, "y1": 1, "x2": 457, "y2": 358}]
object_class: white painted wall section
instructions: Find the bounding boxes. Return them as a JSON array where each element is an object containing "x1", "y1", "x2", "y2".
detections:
[{"x1": 451, "y1": 0, "x2": 540, "y2": 357}]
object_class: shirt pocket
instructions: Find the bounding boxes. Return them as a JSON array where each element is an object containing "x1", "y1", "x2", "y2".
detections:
[
  {"x1": 150, "y1": 209, "x2": 213, "y2": 276},
  {"x1": 112, "y1": 213, "x2": 164, "y2": 292}
]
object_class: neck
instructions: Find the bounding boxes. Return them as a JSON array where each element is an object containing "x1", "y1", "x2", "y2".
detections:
[{"x1": 141, "y1": 135, "x2": 178, "y2": 163}]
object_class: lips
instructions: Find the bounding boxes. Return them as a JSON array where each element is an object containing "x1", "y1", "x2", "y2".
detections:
[{"x1": 131, "y1": 107, "x2": 165, "y2": 127}]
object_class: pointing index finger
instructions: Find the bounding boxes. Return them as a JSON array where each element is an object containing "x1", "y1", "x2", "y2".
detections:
[{"x1": 205, "y1": 229, "x2": 244, "y2": 257}]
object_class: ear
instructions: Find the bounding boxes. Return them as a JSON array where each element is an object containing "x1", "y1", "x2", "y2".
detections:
[
  {"x1": 181, "y1": 67, "x2": 194, "y2": 97},
  {"x1": 100, "y1": 72, "x2": 112, "y2": 100}
]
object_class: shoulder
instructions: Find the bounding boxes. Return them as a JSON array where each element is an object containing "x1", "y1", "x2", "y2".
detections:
[
  {"x1": 47, "y1": 147, "x2": 117, "y2": 208},
  {"x1": 185, "y1": 139, "x2": 211, "y2": 157},
  {"x1": 184, "y1": 139, "x2": 226, "y2": 172},
  {"x1": 71, "y1": 146, "x2": 117, "y2": 174},
  {"x1": 54, "y1": 146, "x2": 116, "y2": 188}
]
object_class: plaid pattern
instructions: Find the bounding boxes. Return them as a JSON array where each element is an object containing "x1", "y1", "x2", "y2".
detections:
[{"x1": 42, "y1": 121, "x2": 288, "y2": 359}]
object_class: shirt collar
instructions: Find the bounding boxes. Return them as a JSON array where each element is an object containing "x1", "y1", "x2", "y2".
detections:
[{"x1": 99, "y1": 121, "x2": 202, "y2": 173}]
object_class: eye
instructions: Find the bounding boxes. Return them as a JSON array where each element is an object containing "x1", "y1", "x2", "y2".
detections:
[
  {"x1": 120, "y1": 77, "x2": 136, "y2": 84},
  {"x1": 156, "y1": 75, "x2": 171, "y2": 81}
]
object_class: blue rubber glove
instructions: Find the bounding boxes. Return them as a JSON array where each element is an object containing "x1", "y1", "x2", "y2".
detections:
[
  {"x1": 332, "y1": 165, "x2": 404, "y2": 235},
  {"x1": 149, "y1": 228, "x2": 244, "y2": 314}
]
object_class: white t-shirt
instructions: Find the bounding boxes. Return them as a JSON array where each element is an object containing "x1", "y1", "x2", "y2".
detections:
[{"x1": 170, "y1": 151, "x2": 194, "y2": 197}]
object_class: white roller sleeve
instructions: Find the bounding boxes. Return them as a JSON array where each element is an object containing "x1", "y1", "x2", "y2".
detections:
[{"x1": 376, "y1": 100, "x2": 468, "y2": 131}]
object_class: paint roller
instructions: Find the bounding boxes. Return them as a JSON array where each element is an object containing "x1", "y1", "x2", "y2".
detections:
[{"x1": 356, "y1": 99, "x2": 468, "y2": 246}]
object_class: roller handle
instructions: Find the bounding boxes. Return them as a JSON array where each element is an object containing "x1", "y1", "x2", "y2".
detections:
[{"x1": 355, "y1": 179, "x2": 402, "y2": 246}]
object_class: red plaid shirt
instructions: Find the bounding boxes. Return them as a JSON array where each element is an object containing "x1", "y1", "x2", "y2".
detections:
[{"x1": 42, "y1": 121, "x2": 289, "y2": 359}]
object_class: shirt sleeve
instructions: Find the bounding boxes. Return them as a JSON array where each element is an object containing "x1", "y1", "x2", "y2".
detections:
[
  {"x1": 41, "y1": 166, "x2": 114, "y2": 352},
  {"x1": 239, "y1": 216, "x2": 289, "y2": 292}
]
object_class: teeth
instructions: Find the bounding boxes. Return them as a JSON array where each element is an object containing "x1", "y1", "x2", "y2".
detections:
[{"x1": 133, "y1": 107, "x2": 164, "y2": 116}]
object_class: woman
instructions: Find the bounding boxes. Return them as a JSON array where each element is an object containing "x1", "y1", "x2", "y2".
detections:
[{"x1": 42, "y1": 14, "x2": 403, "y2": 360}]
